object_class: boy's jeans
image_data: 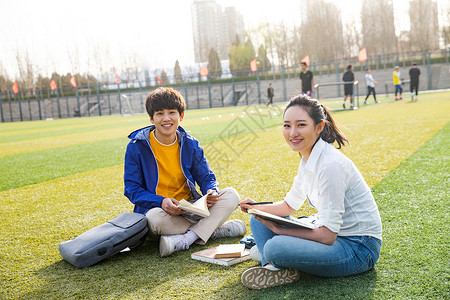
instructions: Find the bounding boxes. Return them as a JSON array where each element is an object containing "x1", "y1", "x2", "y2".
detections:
[{"x1": 251, "y1": 216, "x2": 381, "y2": 277}]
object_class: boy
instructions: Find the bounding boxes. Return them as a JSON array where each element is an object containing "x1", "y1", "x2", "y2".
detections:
[
  {"x1": 124, "y1": 87, "x2": 245, "y2": 257},
  {"x1": 342, "y1": 65, "x2": 355, "y2": 109},
  {"x1": 299, "y1": 62, "x2": 314, "y2": 96},
  {"x1": 393, "y1": 66, "x2": 403, "y2": 100},
  {"x1": 409, "y1": 63, "x2": 421, "y2": 101}
]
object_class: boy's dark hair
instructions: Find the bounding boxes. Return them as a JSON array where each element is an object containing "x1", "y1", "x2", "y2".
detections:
[
  {"x1": 145, "y1": 87, "x2": 186, "y2": 117},
  {"x1": 347, "y1": 65, "x2": 352, "y2": 70},
  {"x1": 301, "y1": 62, "x2": 307, "y2": 67}
]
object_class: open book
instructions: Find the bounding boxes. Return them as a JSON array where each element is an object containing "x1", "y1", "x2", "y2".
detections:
[
  {"x1": 191, "y1": 245, "x2": 251, "y2": 267},
  {"x1": 248, "y1": 209, "x2": 316, "y2": 230},
  {"x1": 178, "y1": 191, "x2": 215, "y2": 218}
]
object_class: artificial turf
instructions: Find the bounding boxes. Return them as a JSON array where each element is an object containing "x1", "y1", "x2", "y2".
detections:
[{"x1": 0, "y1": 93, "x2": 449, "y2": 299}]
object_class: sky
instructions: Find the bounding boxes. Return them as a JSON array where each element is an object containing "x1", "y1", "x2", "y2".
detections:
[{"x1": 0, "y1": 0, "x2": 448, "y2": 79}]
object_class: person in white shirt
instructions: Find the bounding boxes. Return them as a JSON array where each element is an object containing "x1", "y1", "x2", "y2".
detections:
[
  {"x1": 364, "y1": 68, "x2": 379, "y2": 104},
  {"x1": 239, "y1": 94, "x2": 382, "y2": 289}
]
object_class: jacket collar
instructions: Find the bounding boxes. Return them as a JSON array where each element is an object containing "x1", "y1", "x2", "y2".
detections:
[{"x1": 128, "y1": 125, "x2": 187, "y2": 144}]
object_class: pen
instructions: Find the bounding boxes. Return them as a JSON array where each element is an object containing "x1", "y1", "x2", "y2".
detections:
[{"x1": 247, "y1": 202, "x2": 273, "y2": 205}]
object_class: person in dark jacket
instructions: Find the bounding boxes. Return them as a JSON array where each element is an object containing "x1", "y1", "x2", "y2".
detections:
[
  {"x1": 124, "y1": 87, "x2": 245, "y2": 257},
  {"x1": 299, "y1": 62, "x2": 314, "y2": 96},
  {"x1": 409, "y1": 63, "x2": 421, "y2": 101},
  {"x1": 342, "y1": 65, "x2": 355, "y2": 109},
  {"x1": 267, "y1": 83, "x2": 274, "y2": 106}
]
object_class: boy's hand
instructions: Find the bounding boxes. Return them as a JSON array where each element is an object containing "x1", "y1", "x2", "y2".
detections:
[
  {"x1": 206, "y1": 189, "x2": 219, "y2": 207},
  {"x1": 161, "y1": 198, "x2": 184, "y2": 215}
]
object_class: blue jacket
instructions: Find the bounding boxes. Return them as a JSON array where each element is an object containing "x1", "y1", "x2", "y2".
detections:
[{"x1": 124, "y1": 125, "x2": 218, "y2": 215}]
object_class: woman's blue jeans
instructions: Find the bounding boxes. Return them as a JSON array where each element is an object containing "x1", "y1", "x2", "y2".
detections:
[{"x1": 250, "y1": 215, "x2": 382, "y2": 277}]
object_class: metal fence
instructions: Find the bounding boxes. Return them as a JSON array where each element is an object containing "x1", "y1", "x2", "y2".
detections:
[{"x1": 1, "y1": 49, "x2": 449, "y2": 122}]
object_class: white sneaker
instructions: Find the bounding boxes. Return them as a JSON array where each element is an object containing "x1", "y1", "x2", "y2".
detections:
[
  {"x1": 249, "y1": 246, "x2": 262, "y2": 262},
  {"x1": 210, "y1": 220, "x2": 247, "y2": 239},
  {"x1": 159, "y1": 234, "x2": 187, "y2": 257},
  {"x1": 241, "y1": 266, "x2": 300, "y2": 289}
]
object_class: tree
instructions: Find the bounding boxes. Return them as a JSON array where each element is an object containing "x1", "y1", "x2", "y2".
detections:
[
  {"x1": 289, "y1": 25, "x2": 303, "y2": 66},
  {"x1": 207, "y1": 48, "x2": 222, "y2": 79},
  {"x1": 409, "y1": 0, "x2": 440, "y2": 52},
  {"x1": 257, "y1": 45, "x2": 271, "y2": 71},
  {"x1": 248, "y1": 23, "x2": 277, "y2": 78},
  {"x1": 92, "y1": 43, "x2": 112, "y2": 87},
  {"x1": 67, "y1": 46, "x2": 85, "y2": 93},
  {"x1": 0, "y1": 62, "x2": 12, "y2": 93},
  {"x1": 174, "y1": 60, "x2": 183, "y2": 84},
  {"x1": 36, "y1": 73, "x2": 51, "y2": 92},
  {"x1": 15, "y1": 49, "x2": 35, "y2": 96},
  {"x1": 272, "y1": 22, "x2": 290, "y2": 67},
  {"x1": 343, "y1": 20, "x2": 362, "y2": 58},
  {"x1": 301, "y1": 0, "x2": 344, "y2": 61},
  {"x1": 229, "y1": 36, "x2": 256, "y2": 74},
  {"x1": 361, "y1": 0, "x2": 397, "y2": 55},
  {"x1": 121, "y1": 51, "x2": 142, "y2": 88},
  {"x1": 160, "y1": 70, "x2": 169, "y2": 84}
]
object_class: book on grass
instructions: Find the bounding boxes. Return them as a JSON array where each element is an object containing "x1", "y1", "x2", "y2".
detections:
[
  {"x1": 248, "y1": 208, "x2": 316, "y2": 230},
  {"x1": 214, "y1": 244, "x2": 246, "y2": 258},
  {"x1": 191, "y1": 245, "x2": 251, "y2": 266},
  {"x1": 178, "y1": 191, "x2": 215, "y2": 218}
]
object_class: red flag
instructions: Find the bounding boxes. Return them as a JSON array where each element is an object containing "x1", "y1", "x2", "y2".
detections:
[
  {"x1": 12, "y1": 82, "x2": 19, "y2": 94},
  {"x1": 301, "y1": 55, "x2": 310, "y2": 66},
  {"x1": 157, "y1": 76, "x2": 162, "y2": 84},
  {"x1": 50, "y1": 80, "x2": 57, "y2": 91},
  {"x1": 115, "y1": 73, "x2": 119, "y2": 85},
  {"x1": 200, "y1": 67, "x2": 208, "y2": 77},
  {"x1": 358, "y1": 48, "x2": 367, "y2": 62},
  {"x1": 70, "y1": 76, "x2": 77, "y2": 88},
  {"x1": 250, "y1": 59, "x2": 257, "y2": 72}
]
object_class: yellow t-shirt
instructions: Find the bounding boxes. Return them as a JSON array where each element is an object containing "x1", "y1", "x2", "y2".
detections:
[
  {"x1": 149, "y1": 131, "x2": 192, "y2": 201},
  {"x1": 393, "y1": 71, "x2": 401, "y2": 85}
]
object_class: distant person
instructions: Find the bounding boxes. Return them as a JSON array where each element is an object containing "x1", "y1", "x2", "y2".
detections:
[
  {"x1": 364, "y1": 68, "x2": 378, "y2": 104},
  {"x1": 299, "y1": 62, "x2": 314, "y2": 96},
  {"x1": 393, "y1": 66, "x2": 403, "y2": 100},
  {"x1": 267, "y1": 83, "x2": 274, "y2": 106},
  {"x1": 124, "y1": 87, "x2": 246, "y2": 257},
  {"x1": 342, "y1": 65, "x2": 355, "y2": 109},
  {"x1": 409, "y1": 63, "x2": 421, "y2": 101}
]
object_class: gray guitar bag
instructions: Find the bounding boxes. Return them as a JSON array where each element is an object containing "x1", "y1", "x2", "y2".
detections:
[{"x1": 59, "y1": 212, "x2": 148, "y2": 268}]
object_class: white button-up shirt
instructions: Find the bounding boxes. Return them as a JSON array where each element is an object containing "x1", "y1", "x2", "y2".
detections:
[{"x1": 284, "y1": 138, "x2": 382, "y2": 240}]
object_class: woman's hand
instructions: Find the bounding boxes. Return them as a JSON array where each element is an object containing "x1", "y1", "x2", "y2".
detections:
[
  {"x1": 239, "y1": 198, "x2": 256, "y2": 213},
  {"x1": 255, "y1": 216, "x2": 282, "y2": 234}
]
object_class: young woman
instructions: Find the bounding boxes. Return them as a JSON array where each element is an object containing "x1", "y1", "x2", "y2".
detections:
[{"x1": 240, "y1": 94, "x2": 382, "y2": 290}]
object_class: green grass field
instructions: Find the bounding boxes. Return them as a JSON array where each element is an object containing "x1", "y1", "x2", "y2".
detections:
[{"x1": 1, "y1": 94, "x2": 449, "y2": 299}]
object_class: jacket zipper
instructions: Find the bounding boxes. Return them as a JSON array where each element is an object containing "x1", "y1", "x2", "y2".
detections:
[{"x1": 144, "y1": 130, "x2": 159, "y2": 190}]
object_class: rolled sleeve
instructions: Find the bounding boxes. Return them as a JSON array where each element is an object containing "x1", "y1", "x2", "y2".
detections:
[
  {"x1": 284, "y1": 174, "x2": 307, "y2": 211},
  {"x1": 315, "y1": 162, "x2": 347, "y2": 233}
]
